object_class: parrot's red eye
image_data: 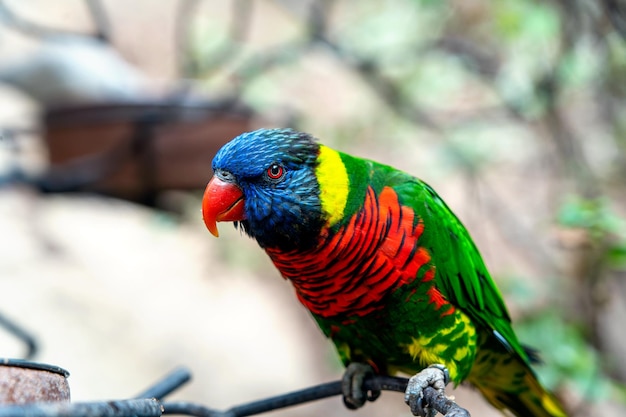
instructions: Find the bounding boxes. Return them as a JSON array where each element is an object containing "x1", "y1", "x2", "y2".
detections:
[{"x1": 267, "y1": 163, "x2": 284, "y2": 180}]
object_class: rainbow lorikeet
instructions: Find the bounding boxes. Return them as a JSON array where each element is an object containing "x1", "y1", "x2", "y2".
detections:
[{"x1": 202, "y1": 128, "x2": 567, "y2": 417}]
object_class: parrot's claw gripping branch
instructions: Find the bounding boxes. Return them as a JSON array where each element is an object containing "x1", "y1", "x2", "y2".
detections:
[
  {"x1": 405, "y1": 364, "x2": 452, "y2": 417},
  {"x1": 339, "y1": 362, "x2": 465, "y2": 417},
  {"x1": 341, "y1": 362, "x2": 381, "y2": 409}
]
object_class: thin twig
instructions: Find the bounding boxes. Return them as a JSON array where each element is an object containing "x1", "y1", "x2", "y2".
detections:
[
  {"x1": 603, "y1": 0, "x2": 626, "y2": 38},
  {"x1": 174, "y1": 0, "x2": 202, "y2": 78},
  {"x1": 317, "y1": 35, "x2": 443, "y2": 131},
  {"x1": 177, "y1": 0, "x2": 254, "y2": 79}
]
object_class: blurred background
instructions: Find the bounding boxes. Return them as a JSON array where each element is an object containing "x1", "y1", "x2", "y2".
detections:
[{"x1": 1, "y1": 1, "x2": 625, "y2": 416}]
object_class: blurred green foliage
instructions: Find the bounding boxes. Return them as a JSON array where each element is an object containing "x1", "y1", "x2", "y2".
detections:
[
  {"x1": 516, "y1": 310, "x2": 614, "y2": 400},
  {"x1": 558, "y1": 196, "x2": 626, "y2": 267}
]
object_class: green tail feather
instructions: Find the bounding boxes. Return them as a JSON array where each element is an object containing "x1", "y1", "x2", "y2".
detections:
[
  {"x1": 476, "y1": 373, "x2": 567, "y2": 417},
  {"x1": 470, "y1": 332, "x2": 567, "y2": 417}
]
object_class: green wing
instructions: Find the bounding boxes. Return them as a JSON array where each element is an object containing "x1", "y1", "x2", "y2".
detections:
[
  {"x1": 338, "y1": 153, "x2": 528, "y2": 364},
  {"x1": 391, "y1": 174, "x2": 530, "y2": 364}
]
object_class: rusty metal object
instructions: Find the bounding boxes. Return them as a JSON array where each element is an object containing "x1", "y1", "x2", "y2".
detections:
[
  {"x1": 41, "y1": 100, "x2": 255, "y2": 204},
  {"x1": 0, "y1": 359, "x2": 70, "y2": 404}
]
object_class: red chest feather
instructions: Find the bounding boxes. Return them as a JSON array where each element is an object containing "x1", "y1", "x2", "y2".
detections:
[{"x1": 266, "y1": 186, "x2": 435, "y2": 317}]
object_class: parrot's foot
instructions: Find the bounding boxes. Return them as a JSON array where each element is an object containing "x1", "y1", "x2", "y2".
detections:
[
  {"x1": 404, "y1": 364, "x2": 450, "y2": 417},
  {"x1": 341, "y1": 362, "x2": 381, "y2": 410}
]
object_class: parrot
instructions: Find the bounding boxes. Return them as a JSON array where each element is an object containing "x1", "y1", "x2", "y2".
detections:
[{"x1": 201, "y1": 128, "x2": 567, "y2": 417}]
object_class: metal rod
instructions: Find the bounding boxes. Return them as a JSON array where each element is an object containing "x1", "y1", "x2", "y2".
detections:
[
  {"x1": 222, "y1": 381, "x2": 343, "y2": 417},
  {"x1": 0, "y1": 312, "x2": 38, "y2": 360},
  {"x1": 135, "y1": 367, "x2": 192, "y2": 400},
  {"x1": 161, "y1": 402, "x2": 219, "y2": 417},
  {"x1": 0, "y1": 399, "x2": 163, "y2": 417},
  {"x1": 162, "y1": 376, "x2": 468, "y2": 417}
]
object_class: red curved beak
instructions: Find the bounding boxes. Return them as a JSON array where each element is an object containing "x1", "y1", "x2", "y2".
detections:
[{"x1": 202, "y1": 176, "x2": 246, "y2": 237}]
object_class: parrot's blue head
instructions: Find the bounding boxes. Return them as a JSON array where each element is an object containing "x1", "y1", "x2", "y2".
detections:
[{"x1": 204, "y1": 128, "x2": 325, "y2": 250}]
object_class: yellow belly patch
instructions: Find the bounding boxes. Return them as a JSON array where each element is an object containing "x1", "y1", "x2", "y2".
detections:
[{"x1": 403, "y1": 311, "x2": 477, "y2": 382}]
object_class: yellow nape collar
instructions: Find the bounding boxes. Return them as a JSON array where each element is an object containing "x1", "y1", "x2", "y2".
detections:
[{"x1": 316, "y1": 145, "x2": 349, "y2": 227}]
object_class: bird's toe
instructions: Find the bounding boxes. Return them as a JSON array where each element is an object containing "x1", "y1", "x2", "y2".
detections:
[{"x1": 341, "y1": 362, "x2": 380, "y2": 410}]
